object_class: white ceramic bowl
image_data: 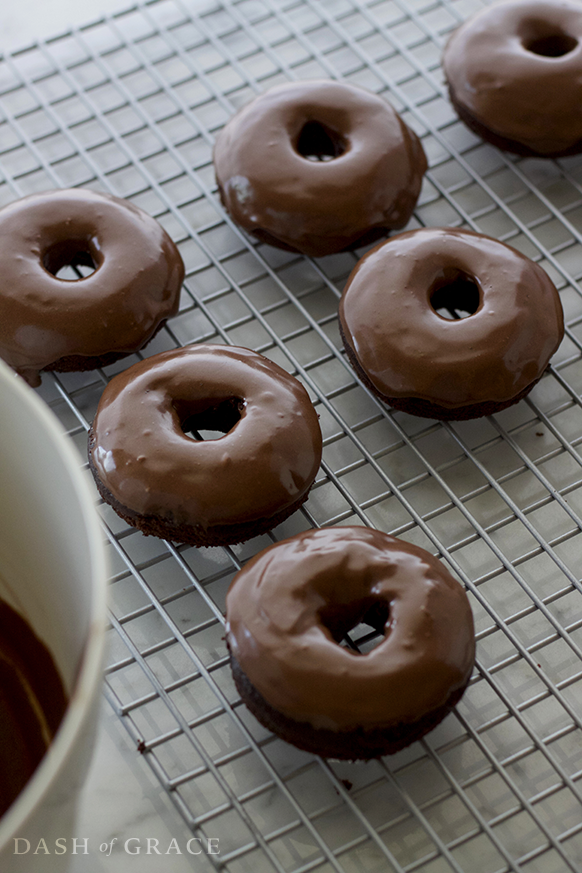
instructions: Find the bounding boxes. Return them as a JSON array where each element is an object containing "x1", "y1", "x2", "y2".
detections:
[{"x1": 0, "y1": 359, "x2": 107, "y2": 871}]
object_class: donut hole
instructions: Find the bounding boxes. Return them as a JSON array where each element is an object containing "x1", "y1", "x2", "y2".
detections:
[
  {"x1": 43, "y1": 239, "x2": 100, "y2": 281},
  {"x1": 178, "y1": 397, "x2": 244, "y2": 441},
  {"x1": 524, "y1": 32, "x2": 578, "y2": 57},
  {"x1": 430, "y1": 272, "x2": 481, "y2": 320},
  {"x1": 319, "y1": 597, "x2": 389, "y2": 654},
  {"x1": 295, "y1": 121, "x2": 346, "y2": 162}
]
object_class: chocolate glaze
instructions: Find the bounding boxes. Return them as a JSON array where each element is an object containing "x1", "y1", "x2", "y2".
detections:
[
  {"x1": 213, "y1": 80, "x2": 427, "y2": 258},
  {"x1": 0, "y1": 188, "x2": 184, "y2": 387},
  {"x1": 226, "y1": 527, "x2": 475, "y2": 733},
  {"x1": 339, "y1": 227, "x2": 564, "y2": 418},
  {"x1": 442, "y1": 0, "x2": 582, "y2": 156},
  {"x1": 88, "y1": 345, "x2": 322, "y2": 538},
  {"x1": 0, "y1": 599, "x2": 68, "y2": 817}
]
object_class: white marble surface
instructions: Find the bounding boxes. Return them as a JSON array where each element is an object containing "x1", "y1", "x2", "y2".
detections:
[
  {"x1": 67, "y1": 701, "x2": 215, "y2": 873},
  {"x1": 1, "y1": 3, "x2": 220, "y2": 871},
  {"x1": 6, "y1": 699, "x2": 214, "y2": 873}
]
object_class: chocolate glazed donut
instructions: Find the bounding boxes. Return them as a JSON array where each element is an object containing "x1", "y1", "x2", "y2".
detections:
[
  {"x1": 88, "y1": 344, "x2": 323, "y2": 547},
  {"x1": 442, "y1": 0, "x2": 582, "y2": 156},
  {"x1": 213, "y1": 79, "x2": 427, "y2": 257},
  {"x1": 339, "y1": 227, "x2": 564, "y2": 421},
  {"x1": 226, "y1": 526, "x2": 475, "y2": 760},
  {"x1": 0, "y1": 188, "x2": 184, "y2": 386}
]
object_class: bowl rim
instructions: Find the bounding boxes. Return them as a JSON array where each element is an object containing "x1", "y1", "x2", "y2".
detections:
[{"x1": 0, "y1": 360, "x2": 108, "y2": 850}]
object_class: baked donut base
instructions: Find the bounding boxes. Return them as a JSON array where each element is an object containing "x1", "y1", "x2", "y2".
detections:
[
  {"x1": 44, "y1": 349, "x2": 130, "y2": 375},
  {"x1": 87, "y1": 438, "x2": 313, "y2": 547},
  {"x1": 217, "y1": 177, "x2": 394, "y2": 257},
  {"x1": 448, "y1": 86, "x2": 582, "y2": 159},
  {"x1": 41, "y1": 321, "x2": 169, "y2": 378},
  {"x1": 340, "y1": 321, "x2": 545, "y2": 421},
  {"x1": 247, "y1": 224, "x2": 392, "y2": 259},
  {"x1": 229, "y1": 652, "x2": 468, "y2": 760}
]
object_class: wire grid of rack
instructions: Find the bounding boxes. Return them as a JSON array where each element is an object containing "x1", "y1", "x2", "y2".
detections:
[{"x1": 2, "y1": 0, "x2": 582, "y2": 869}]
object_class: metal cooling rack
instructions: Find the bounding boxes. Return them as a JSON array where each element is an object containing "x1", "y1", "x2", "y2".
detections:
[{"x1": 2, "y1": 0, "x2": 582, "y2": 869}]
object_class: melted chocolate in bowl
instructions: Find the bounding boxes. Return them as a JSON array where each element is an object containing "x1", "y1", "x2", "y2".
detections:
[{"x1": 0, "y1": 598, "x2": 67, "y2": 818}]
